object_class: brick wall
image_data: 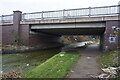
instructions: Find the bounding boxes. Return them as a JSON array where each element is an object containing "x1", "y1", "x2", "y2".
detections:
[{"x1": 103, "y1": 20, "x2": 119, "y2": 52}]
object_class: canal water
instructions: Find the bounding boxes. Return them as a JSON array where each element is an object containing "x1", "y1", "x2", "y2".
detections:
[{"x1": 2, "y1": 48, "x2": 61, "y2": 76}]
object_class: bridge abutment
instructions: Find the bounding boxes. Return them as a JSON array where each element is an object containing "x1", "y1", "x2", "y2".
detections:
[{"x1": 102, "y1": 20, "x2": 119, "y2": 52}]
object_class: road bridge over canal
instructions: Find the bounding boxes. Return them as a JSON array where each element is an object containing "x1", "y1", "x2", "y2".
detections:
[{"x1": 0, "y1": 4, "x2": 120, "y2": 52}]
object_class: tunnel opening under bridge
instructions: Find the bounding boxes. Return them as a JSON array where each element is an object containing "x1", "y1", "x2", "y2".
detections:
[
  {"x1": 30, "y1": 26, "x2": 105, "y2": 52},
  {"x1": 60, "y1": 35, "x2": 102, "y2": 52}
]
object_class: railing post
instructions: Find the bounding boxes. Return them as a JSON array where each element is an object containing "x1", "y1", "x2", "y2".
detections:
[
  {"x1": 41, "y1": 11, "x2": 44, "y2": 20},
  {"x1": 22, "y1": 13, "x2": 24, "y2": 21},
  {"x1": 63, "y1": 9, "x2": 65, "y2": 18},
  {"x1": 89, "y1": 7, "x2": 91, "y2": 17},
  {"x1": 118, "y1": 1, "x2": 120, "y2": 16},
  {"x1": 1, "y1": 15, "x2": 4, "y2": 23}
]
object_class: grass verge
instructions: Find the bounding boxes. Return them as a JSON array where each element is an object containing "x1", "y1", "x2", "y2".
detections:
[
  {"x1": 24, "y1": 51, "x2": 80, "y2": 78},
  {"x1": 100, "y1": 50, "x2": 120, "y2": 67}
]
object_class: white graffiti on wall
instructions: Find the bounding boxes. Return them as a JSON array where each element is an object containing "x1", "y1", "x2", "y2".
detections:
[
  {"x1": 108, "y1": 36, "x2": 116, "y2": 43},
  {"x1": 112, "y1": 26, "x2": 120, "y2": 31}
]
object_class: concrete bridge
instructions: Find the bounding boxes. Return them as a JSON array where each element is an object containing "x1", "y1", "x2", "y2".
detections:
[{"x1": 0, "y1": 4, "x2": 120, "y2": 52}]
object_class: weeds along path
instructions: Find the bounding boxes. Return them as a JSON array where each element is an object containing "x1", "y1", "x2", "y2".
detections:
[{"x1": 67, "y1": 44, "x2": 103, "y2": 78}]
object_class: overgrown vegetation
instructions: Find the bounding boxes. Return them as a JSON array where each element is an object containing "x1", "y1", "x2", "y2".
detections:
[
  {"x1": 100, "y1": 50, "x2": 120, "y2": 67},
  {"x1": 61, "y1": 36, "x2": 92, "y2": 44},
  {"x1": 24, "y1": 51, "x2": 80, "y2": 78}
]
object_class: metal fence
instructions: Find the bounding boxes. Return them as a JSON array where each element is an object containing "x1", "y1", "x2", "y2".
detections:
[
  {"x1": 22, "y1": 5, "x2": 119, "y2": 20},
  {"x1": 0, "y1": 14, "x2": 13, "y2": 23}
]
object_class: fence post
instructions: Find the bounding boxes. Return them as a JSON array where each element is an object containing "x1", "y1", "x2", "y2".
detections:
[{"x1": 89, "y1": 7, "x2": 91, "y2": 17}]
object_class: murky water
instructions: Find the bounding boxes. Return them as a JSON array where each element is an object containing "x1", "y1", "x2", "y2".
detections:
[
  {"x1": 2, "y1": 48, "x2": 61, "y2": 76},
  {"x1": 62, "y1": 41, "x2": 94, "y2": 51}
]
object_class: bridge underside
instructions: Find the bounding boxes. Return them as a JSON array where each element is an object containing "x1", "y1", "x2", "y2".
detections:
[
  {"x1": 30, "y1": 22, "x2": 105, "y2": 35},
  {"x1": 31, "y1": 27, "x2": 105, "y2": 35}
]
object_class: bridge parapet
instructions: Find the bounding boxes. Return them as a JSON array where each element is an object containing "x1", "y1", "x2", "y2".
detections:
[
  {"x1": 0, "y1": 14, "x2": 13, "y2": 25},
  {"x1": 22, "y1": 5, "x2": 119, "y2": 21},
  {"x1": 0, "y1": 5, "x2": 119, "y2": 25}
]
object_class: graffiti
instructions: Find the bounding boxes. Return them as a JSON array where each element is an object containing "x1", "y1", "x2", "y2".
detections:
[
  {"x1": 112, "y1": 26, "x2": 120, "y2": 34},
  {"x1": 108, "y1": 36, "x2": 116, "y2": 43},
  {"x1": 113, "y1": 31, "x2": 120, "y2": 34}
]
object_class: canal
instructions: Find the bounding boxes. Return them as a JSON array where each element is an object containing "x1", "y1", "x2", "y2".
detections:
[{"x1": 2, "y1": 48, "x2": 61, "y2": 76}]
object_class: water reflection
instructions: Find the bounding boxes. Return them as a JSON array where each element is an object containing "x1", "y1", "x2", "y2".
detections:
[{"x1": 62, "y1": 41, "x2": 93, "y2": 51}]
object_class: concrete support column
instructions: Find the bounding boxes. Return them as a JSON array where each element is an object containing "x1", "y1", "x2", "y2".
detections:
[{"x1": 13, "y1": 11, "x2": 22, "y2": 44}]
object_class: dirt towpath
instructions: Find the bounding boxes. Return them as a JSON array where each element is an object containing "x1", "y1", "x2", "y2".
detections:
[{"x1": 67, "y1": 44, "x2": 103, "y2": 78}]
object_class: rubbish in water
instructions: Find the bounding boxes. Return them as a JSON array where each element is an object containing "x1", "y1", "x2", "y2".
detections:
[
  {"x1": 26, "y1": 64, "x2": 29, "y2": 66},
  {"x1": 60, "y1": 54, "x2": 64, "y2": 57}
]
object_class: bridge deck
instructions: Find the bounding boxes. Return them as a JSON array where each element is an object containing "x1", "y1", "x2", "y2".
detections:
[{"x1": 21, "y1": 15, "x2": 118, "y2": 25}]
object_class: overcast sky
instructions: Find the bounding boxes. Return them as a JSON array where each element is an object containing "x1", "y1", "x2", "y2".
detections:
[{"x1": 0, "y1": 0, "x2": 120, "y2": 15}]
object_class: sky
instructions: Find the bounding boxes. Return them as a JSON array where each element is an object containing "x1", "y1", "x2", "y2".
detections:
[{"x1": 0, "y1": 0, "x2": 120, "y2": 15}]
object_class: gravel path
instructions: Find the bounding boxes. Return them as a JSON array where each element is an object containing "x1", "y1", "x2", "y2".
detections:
[{"x1": 67, "y1": 44, "x2": 103, "y2": 78}]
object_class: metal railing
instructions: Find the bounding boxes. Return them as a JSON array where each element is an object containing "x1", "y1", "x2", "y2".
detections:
[
  {"x1": 22, "y1": 5, "x2": 119, "y2": 20},
  {"x1": 0, "y1": 5, "x2": 119, "y2": 23},
  {"x1": 0, "y1": 14, "x2": 13, "y2": 23}
]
